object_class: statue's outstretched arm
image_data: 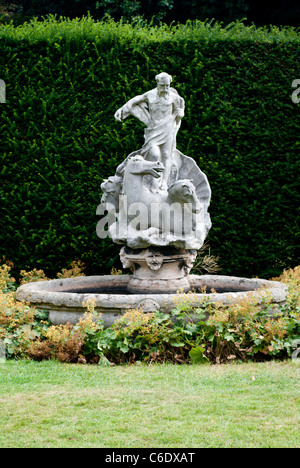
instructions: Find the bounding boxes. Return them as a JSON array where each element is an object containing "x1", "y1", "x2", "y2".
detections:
[{"x1": 114, "y1": 94, "x2": 148, "y2": 122}]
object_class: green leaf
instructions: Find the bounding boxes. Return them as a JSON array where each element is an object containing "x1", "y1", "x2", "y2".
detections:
[
  {"x1": 224, "y1": 332, "x2": 235, "y2": 342},
  {"x1": 189, "y1": 346, "x2": 209, "y2": 364},
  {"x1": 98, "y1": 355, "x2": 111, "y2": 367},
  {"x1": 170, "y1": 340, "x2": 185, "y2": 347},
  {"x1": 119, "y1": 344, "x2": 129, "y2": 353},
  {"x1": 194, "y1": 308, "x2": 207, "y2": 320}
]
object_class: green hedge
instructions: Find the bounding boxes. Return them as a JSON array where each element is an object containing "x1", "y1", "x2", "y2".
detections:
[{"x1": 0, "y1": 17, "x2": 299, "y2": 278}]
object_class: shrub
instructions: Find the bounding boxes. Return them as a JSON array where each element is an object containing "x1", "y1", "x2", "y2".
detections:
[
  {"x1": 0, "y1": 260, "x2": 87, "y2": 358},
  {"x1": 0, "y1": 18, "x2": 299, "y2": 279},
  {"x1": 0, "y1": 261, "x2": 299, "y2": 364},
  {"x1": 0, "y1": 264, "x2": 300, "y2": 365},
  {"x1": 96, "y1": 307, "x2": 192, "y2": 364},
  {"x1": 28, "y1": 307, "x2": 103, "y2": 362},
  {"x1": 0, "y1": 264, "x2": 51, "y2": 357},
  {"x1": 95, "y1": 267, "x2": 299, "y2": 364}
]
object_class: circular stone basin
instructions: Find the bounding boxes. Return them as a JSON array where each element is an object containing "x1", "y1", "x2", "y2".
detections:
[{"x1": 15, "y1": 275, "x2": 287, "y2": 328}]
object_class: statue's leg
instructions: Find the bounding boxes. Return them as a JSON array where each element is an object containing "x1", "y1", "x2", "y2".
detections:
[
  {"x1": 160, "y1": 139, "x2": 174, "y2": 189},
  {"x1": 146, "y1": 145, "x2": 160, "y2": 162},
  {"x1": 144, "y1": 145, "x2": 162, "y2": 193}
]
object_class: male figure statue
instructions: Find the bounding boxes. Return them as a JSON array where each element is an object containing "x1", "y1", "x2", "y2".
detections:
[{"x1": 114, "y1": 72, "x2": 184, "y2": 190}]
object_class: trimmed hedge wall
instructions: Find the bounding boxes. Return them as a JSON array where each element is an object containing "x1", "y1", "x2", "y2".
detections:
[{"x1": 0, "y1": 18, "x2": 299, "y2": 278}]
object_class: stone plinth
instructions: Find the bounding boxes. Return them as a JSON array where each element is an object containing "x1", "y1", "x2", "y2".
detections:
[{"x1": 120, "y1": 246, "x2": 197, "y2": 293}]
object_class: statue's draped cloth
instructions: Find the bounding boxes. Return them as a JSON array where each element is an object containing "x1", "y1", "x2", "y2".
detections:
[
  {"x1": 120, "y1": 94, "x2": 180, "y2": 158},
  {"x1": 141, "y1": 116, "x2": 176, "y2": 157}
]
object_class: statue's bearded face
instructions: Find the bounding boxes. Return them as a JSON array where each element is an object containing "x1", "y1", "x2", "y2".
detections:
[{"x1": 157, "y1": 77, "x2": 171, "y2": 96}]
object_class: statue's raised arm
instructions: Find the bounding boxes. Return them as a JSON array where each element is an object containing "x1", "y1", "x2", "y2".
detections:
[
  {"x1": 114, "y1": 72, "x2": 185, "y2": 189},
  {"x1": 114, "y1": 93, "x2": 150, "y2": 125}
]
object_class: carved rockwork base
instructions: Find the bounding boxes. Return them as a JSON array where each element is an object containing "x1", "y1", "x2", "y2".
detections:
[{"x1": 120, "y1": 246, "x2": 197, "y2": 294}]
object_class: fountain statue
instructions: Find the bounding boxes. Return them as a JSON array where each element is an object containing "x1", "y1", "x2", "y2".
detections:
[
  {"x1": 16, "y1": 73, "x2": 287, "y2": 326},
  {"x1": 100, "y1": 72, "x2": 211, "y2": 293}
]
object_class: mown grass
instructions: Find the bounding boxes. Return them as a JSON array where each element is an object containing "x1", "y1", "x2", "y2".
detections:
[{"x1": 0, "y1": 359, "x2": 299, "y2": 448}]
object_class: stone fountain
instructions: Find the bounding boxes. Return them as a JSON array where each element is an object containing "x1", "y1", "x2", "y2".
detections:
[{"x1": 16, "y1": 73, "x2": 287, "y2": 326}]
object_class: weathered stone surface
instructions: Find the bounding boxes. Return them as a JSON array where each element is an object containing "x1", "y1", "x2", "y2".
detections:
[
  {"x1": 16, "y1": 275, "x2": 287, "y2": 327},
  {"x1": 120, "y1": 246, "x2": 197, "y2": 293},
  {"x1": 100, "y1": 72, "x2": 211, "y2": 250}
]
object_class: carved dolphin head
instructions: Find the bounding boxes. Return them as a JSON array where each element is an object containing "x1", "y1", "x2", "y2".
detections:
[{"x1": 126, "y1": 155, "x2": 164, "y2": 178}]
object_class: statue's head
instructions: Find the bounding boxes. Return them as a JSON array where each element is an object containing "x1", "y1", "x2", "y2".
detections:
[
  {"x1": 100, "y1": 175, "x2": 123, "y2": 209},
  {"x1": 101, "y1": 175, "x2": 122, "y2": 194},
  {"x1": 168, "y1": 179, "x2": 195, "y2": 201},
  {"x1": 168, "y1": 179, "x2": 200, "y2": 213},
  {"x1": 155, "y1": 72, "x2": 172, "y2": 96}
]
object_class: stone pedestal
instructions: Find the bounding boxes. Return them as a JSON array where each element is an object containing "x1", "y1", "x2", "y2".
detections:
[{"x1": 120, "y1": 246, "x2": 197, "y2": 294}]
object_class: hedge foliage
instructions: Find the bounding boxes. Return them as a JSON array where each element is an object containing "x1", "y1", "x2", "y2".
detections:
[{"x1": 0, "y1": 17, "x2": 299, "y2": 278}]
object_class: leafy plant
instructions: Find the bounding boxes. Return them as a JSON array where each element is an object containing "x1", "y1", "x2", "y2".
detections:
[
  {"x1": 0, "y1": 264, "x2": 51, "y2": 358},
  {"x1": 0, "y1": 262, "x2": 299, "y2": 364},
  {"x1": 96, "y1": 267, "x2": 299, "y2": 365},
  {"x1": 28, "y1": 299, "x2": 104, "y2": 362},
  {"x1": 0, "y1": 262, "x2": 92, "y2": 360},
  {"x1": 189, "y1": 346, "x2": 209, "y2": 364}
]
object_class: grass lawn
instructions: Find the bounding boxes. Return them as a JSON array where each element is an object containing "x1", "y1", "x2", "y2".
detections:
[{"x1": 0, "y1": 359, "x2": 299, "y2": 448}]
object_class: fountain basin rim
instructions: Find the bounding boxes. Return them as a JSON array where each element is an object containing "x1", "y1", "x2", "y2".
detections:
[
  {"x1": 15, "y1": 274, "x2": 287, "y2": 326},
  {"x1": 16, "y1": 273, "x2": 287, "y2": 308}
]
